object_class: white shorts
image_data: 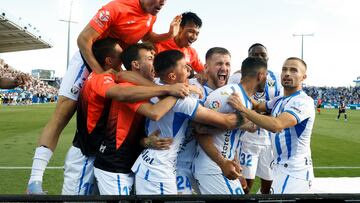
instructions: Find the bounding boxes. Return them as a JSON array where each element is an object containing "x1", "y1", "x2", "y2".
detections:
[
  {"x1": 94, "y1": 167, "x2": 134, "y2": 195},
  {"x1": 62, "y1": 146, "x2": 96, "y2": 195},
  {"x1": 135, "y1": 174, "x2": 177, "y2": 195},
  {"x1": 58, "y1": 50, "x2": 90, "y2": 101},
  {"x1": 239, "y1": 141, "x2": 273, "y2": 181},
  {"x1": 194, "y1": 173, "x2": 244, "y2": 195},
  {"x1": 271, "y1": 166, "x2": 312, "y2": 194},
  {"x1": 176, "y1": 164, "x2": 199, "y2": 194}
]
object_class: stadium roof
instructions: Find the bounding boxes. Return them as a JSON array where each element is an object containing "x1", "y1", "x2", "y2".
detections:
[{"x1": 0, "y1": 11, "x2": 52, "y2": 53}]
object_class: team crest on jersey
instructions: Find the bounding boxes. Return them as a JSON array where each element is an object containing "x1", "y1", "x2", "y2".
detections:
[
  {"x1": 98, "y1": 10, "x2": 110, "y2": 22},
  {"x1": 267, "y1": 80, "x2": 275, "y2": 87},
  {"x1": 208, "y1": 100, "x2": 221, "y2": 110}
]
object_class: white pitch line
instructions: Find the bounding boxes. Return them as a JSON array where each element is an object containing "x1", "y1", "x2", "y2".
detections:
[
  {"x1": 314, "y1": 166, "x2": 360, "y2": 169},
  {"x1": 0, "y1": 166, "x2": 63, "y2": 169}
]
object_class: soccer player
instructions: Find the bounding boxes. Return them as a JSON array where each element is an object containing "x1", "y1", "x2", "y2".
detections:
[
  {"x1": 27, "y1": 0, "x2": 180, "y2": 194},
  {"x1": 176, "y1": 47, "x2": 232, "y2": 194},
  {"x1": 337, "y1": 96, "x2": 347, "y2": 121},
  {"x1": 92, "y1": 44, "x2": 197, "y2": 195},
  {"x1": 131, "y1": 50, "x2": 242, "y2": 195},
  {"x1": 228, "y1": 57, "x2": 315, "y2": 194},
  {"x1": 154, "y1": 12, "x2": 204, "y2": 75},
  {"x1": 317, "y1": 98, "x2": 322, "y2": 115},
  {"x1": 192, "y1": 57, "x2": 268, "y2": 195},
  {"x1": 228, "y1": 43, "x2": 282, "y2": 194},
  {"x1": 61, "y1": 39, "x2": 189, "y2": 195}
]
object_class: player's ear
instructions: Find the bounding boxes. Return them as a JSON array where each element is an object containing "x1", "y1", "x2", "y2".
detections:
[
  {"x1": 303, "y1": 73, "x2": 307, "y2": 81},
  {"x1": 168, "y1": 72, "x2": 176, "y2": 81},
  {"x1": 131, "y1": 60, "x2": 140, "y2": 70},
  {"x1": 104, "y1": 56, "x2": 112, "y2": 66}
]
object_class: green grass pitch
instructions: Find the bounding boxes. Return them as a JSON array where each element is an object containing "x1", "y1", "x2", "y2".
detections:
[{"x1": 0, "y1": 104, "x2": 359, "y2": 194}]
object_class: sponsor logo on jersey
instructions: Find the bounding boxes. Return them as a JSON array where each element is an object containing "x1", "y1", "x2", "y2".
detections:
[
  {"x1": 141, "y1": 149, "x2": 155, "y2": 165},
  {"x1": 221, "y1": 130, "x2": 232, "y2": 157},
  {"x1": 220, "y1": 91, "x2": 229, "y2": 96},
  {"x1": 127, "y1": 20, "x2": 136, "y2": 24},
  {"x1": 208, "y1": 100, "x2": 221, "y2": 110},
  {"x1": 99, "y1": 144, "x2": 106, "y2": 153},
  {"x1": 70, "y1": 86, "x2": 79, "y2": 95}
]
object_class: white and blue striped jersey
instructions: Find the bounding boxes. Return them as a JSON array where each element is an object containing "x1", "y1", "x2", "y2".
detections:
[
  {"x1": 131, "y1": 95, "x2": 199, "y2": 182},
  {"x1": 266, "y1": 90, "x2": 315, "y2": 180},
  {"x1": 176, "y1": 78, "x2": 214, "y2": 169},
  {"x1": 193, "y1": 83, "x2": 252, "y2": 175},
  {"x1": 229, "y1": 71, "x2": 282, "y2": 145}
]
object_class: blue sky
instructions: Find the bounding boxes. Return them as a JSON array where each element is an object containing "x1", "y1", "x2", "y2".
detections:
[{"x1": 1, "y1": 0, "x2": 359, "y2": 87}]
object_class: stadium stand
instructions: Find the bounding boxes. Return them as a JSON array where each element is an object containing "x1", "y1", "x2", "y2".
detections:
[
  {"x1": 0, "y1": 58, "x2": 58, "y2": 105},
  {"x1": 0, "y1": 10, "x2": 52, "y2": 53},
  {"x1": 304, "y1": 86, "x2": 360, "y2": 109},
  {"x1": 0, "y1": 9, "x2": 57, "y2": 105}
]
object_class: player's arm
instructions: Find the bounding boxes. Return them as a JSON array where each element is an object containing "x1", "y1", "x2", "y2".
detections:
[
  {"x1": 194, "y1": 130, "x2": 241, "y2": 180},
  {"x1": 116, "y1": 71, "x2": 155, "y2": 86},
  {"x1": 0, "y1": 77, "x2": 20, "y2": 89},
  {"x1": 228, "y1": 93, "x2": 297, "y2": 133},
  {"x1": 105, "y1": 83, "x2": 190, "y2": 102},
  {"x1": 136, "y1": 96, "x2": 177, "y2": 121},
  {"x1": 0, "y1": 74, "x2": 30, "y2": 89},
  {"x1": 77, "y1": 24, "x2": 103, "y2": 73},
  {"x1": 192, "y1": 105, "x2": 244, "y2": 130},
  {"x1": 142, "y1": 15, "x2": 182, "y2": 43}
]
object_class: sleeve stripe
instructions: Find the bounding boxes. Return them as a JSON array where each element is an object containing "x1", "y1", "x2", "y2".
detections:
[
  {"x1": 189, "y1": 101, "x2": 200, "y2": 120},
  {"x1": 284, "y1": 110, "x2": 300, "y2": 124}
]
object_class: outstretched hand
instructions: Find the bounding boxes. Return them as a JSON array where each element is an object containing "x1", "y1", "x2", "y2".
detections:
[{"x1": 168, "y1": 15, "x2": 182, "y2": 38}]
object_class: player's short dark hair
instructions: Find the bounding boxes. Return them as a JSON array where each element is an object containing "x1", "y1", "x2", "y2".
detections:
[
  {"x1": 248, "y1": 43, "x2": 267, "y2": 54},
  {"x1": 154, "y1": 50, "x2": 184, "y2": 78},
  {"x1": 286, "y1": 57, "x2": 307, "y2": 70},
  {"x1": 121, "y1": 43, "x2": 155, "y2": 71},
  {"x1": 205, "y1": 47, "x2": 231, "y2": 61},
  {"x1": 92, "y1": 38, "x2": 119, "y2": 67},
  {"x1": 241, "y1": 57, "x2": 268, "y2": 78},
  {"x1": 180, "y1": 12, "x2": 202, "y2": 28}
]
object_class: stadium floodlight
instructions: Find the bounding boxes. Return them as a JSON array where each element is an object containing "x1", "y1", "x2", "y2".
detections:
[
  {"x1": 59, "y1": 0, "x2": 78, "y2": 70},
  {"x1": 293, "y1": 33, "x2": 314, "y2": 60}
]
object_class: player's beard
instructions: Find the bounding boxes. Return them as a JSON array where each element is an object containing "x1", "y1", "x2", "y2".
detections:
[{"x1": 257, "y1": 80, "x2": 266, "y2": 92}]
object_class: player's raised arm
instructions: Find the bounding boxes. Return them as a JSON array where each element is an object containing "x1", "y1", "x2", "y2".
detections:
[
  {"x1": 77, "y1": 24, "x2": 103, "y2": 73},
  {"x1": 105, "y1": 82, "x2": 190, "y2": 103},
  {"x1": 142, "y1": 15, "x2": 182, "y2": 43}
]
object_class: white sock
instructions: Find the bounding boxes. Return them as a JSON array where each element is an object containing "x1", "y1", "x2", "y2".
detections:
[{"x1": 28, "y1": 146, "x2": 53, "y2": 184}]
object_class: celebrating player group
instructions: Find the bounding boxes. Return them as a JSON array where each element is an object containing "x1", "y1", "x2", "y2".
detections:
[{"x1": 26, "y1": 0, "x2": 315, "y2": 195}]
